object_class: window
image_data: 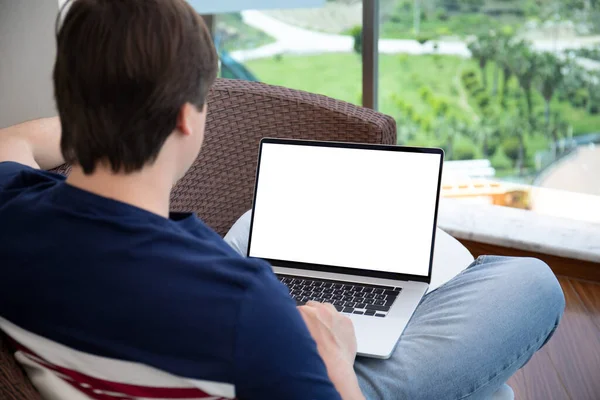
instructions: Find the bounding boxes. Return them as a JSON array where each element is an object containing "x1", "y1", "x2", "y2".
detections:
[
  {"x1": 200, "y1": 0, "x2": 600, "y2": 225},
  {"x1": 378, "y1": 0, "x2": 600, "y2": 223},
  {"x1": 214, "y1": 4, "x2": 363, "y2": 106}
]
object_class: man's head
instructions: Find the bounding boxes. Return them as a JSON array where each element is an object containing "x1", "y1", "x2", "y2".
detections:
[{"x1": 54, "y1": 0, "x2": 218, "y2": 179}]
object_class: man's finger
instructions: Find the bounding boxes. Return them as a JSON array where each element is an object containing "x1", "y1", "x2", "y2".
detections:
[{"x1": 321, "y1": 302, "x2": 338, "y2": 314}]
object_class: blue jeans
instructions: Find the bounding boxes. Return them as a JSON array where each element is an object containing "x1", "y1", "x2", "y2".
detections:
[
  {"x1": 354, "y1": 255, "x2": 564, "y2": 400},
  {"x1": 225, "y1": 221, "x2": 565, "y2": 400}
]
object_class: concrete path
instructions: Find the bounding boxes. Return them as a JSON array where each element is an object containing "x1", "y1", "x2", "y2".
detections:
[
  {"x1": 231, "y1": 10, "x2": 600, "y2": 70},
  {"x1": 538, "y1": 144, "x2": 600, "y2": 196}
]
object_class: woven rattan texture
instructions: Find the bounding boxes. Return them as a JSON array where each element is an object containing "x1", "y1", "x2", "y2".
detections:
[
  {"x1": 171, "y1": 79, "x2": 397, "y2": 236},
  {"x1": 0, "y1": 334, "x2": 42, "y2": 400}
]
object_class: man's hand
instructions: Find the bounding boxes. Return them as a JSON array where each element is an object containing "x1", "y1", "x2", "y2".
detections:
[
  {"x1": 0, "y1": 117, "x2": 64, "y2": 170},
  {"x1": 298, "y1": 302, "x2": 365, "y2": 400}
]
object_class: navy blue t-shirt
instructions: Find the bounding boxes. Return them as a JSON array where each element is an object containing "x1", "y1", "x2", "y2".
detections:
[{"x1": 0, "y1": 162, "x2": 340, "y2": 400}]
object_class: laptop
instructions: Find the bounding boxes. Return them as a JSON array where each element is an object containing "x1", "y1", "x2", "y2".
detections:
[{"x1": 247, "y1": 138, "x2": 444, "y2": 359}]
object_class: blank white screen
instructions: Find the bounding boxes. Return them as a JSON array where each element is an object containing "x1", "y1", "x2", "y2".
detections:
[{"x1": 249, "y1": 143, "x2": 441, "y2": 277}]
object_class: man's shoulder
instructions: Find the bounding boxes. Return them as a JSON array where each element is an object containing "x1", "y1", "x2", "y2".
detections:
[
  {"x1": 0, "y1": 161, "x2": 63, "y2": 191},
  {"x1": 0, "y1": 218, "x2": 276, "y2": 384}
]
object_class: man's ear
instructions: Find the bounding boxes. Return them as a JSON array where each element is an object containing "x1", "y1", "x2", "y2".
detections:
[{"x1": 176, "y1": 103, "x2": 195, "y2": 137}]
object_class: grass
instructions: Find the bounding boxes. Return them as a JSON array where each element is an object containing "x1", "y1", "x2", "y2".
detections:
[
  {"x1": 379, "y1": 12, "x2": 520, "y2": 40},
  {"x1": 246, "y1": 53, "x2": 465, "y2": 118},
  {"x1": 245, "y1": 52, "x2": 600, "y2": 173},
  {"x1": 246, "y1": 53, "x2": 600, "y2": 136},
  {"x1": 246, "y1": 53, "x2": 363, "y2": 105},
  {"x1": 476, "y1": 61, "x2": 598, "y2": 135}
]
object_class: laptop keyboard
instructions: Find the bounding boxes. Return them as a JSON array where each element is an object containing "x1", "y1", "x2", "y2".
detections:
[{"x1": 277, "y1": 274, "x2": 402, "y2": 318}]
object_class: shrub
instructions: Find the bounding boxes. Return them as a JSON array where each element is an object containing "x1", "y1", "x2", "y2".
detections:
[
  {"x1": 433, "y1": 99, "x2": 450, "y2": 116},
  {"x1": 464, "y1": 79, "x2": 479, "y2": 92},
  {"x1": 419, "y1": 86, "x2": 433, "y2": 102},
  {"x1": 390, "y1": 14, "x2": 403, "y2": 23},
  {"x1": 502, "y1": 137, "x2": 523, "y2": 164},
  {"x1": 461, "y1": 70, "x2": 477, "y2": 81},
  {"x1": 416, "y1": 34, "x2": 433, "y2": 44},
  {"x1": 419, "y1": 115, "x2": 433, "y2": 132},
  {"x1": 471, "y1": 86, "x2": 485, "y2": 97},
  {"x1": 486, "y1": 135, "x2": 500, "y2": 157},
  {"x1": 453, "y1": 142, "x2": 477, "y2": 160},
  {"x1": 437, "y1": 11, "x2": 450, "y2": 21},
  {"x1": 437, "y1": 27, "x2": 451, "y2": 37},
  {"x1": 490, "y1": 147, "x2": 513, "y2": 170},
  {"x1": 571, "y1": 88, "x2": 589, "y2": 108},
  {"x1": 350, "y1": 25, "x2": 362, "y2": 55},
  {"x1": 461, "y1": 70, "x2": 480, "y2": 92},
  {"x1": 404, "y1": 104, "x2": 416, "y2": 119},
  {"x1": 500, "y1": 25, "x2": 515, "y2": 36},
  {"x1": 476, "y1": 93, "x2": 491, "y2": 109}
]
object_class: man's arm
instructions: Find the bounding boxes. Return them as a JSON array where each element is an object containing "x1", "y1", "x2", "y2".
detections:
[
  {"x1": 0, "y1": 117, "x2": 64, "y2": 170},
  {"x1": 234, "y1": 267, "x2": 348, "y2": 400},
  {"x1": 298, "y1": 302, "x2": 365, "y2": 400}
]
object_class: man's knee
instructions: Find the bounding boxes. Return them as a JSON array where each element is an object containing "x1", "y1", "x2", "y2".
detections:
[
  {"x1": 485, "y1": 256, "x2": 565, "y2": 327},
  {"x1": 512, "y1": 257, "x2": 563, "y2": 308}
]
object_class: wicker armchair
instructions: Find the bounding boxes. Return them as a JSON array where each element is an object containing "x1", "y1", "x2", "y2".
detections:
[{"x1": 0, "y1": 78, "x2": 397, "y2": 398}]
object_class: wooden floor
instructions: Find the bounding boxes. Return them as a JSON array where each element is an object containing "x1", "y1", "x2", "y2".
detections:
[{"x1": 506, "y1": 277, "x2": 600, "y2": 400}]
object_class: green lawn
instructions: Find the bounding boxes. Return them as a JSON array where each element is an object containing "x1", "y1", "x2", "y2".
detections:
[
  {"x1": 379, "y1": 12, "x2": 520, "y2": 40},
  {"x1": 245, "y1": 53, "x2": 466, "y2": 118},
  {"x1": 245, "y1": 52, "x2": 600, "y2": 174},
  {"x1": 246, "y1": 53, "x2": 363, "y2": 106},
  {"x1": 246, "y1": 53, "x2": 599, "y2": 136}
]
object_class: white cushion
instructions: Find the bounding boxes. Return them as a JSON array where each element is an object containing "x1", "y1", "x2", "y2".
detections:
[
  {"x1": 429, "y1": 228, "x2": 473, "y2": 292},
  {"x1": 225, "y1": 210, "x2": 474, "y2": 293}
]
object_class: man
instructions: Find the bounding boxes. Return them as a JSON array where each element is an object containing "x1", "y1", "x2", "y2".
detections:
[{"x1": 0, "y1": 0, "x2": 564, "y2": 399}]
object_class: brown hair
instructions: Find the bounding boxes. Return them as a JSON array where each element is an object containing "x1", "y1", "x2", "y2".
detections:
[{"x1": 54, "y1": 0, "x2": 218, "y2": 174}]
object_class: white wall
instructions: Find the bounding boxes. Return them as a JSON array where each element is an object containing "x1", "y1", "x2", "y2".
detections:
[{"x1": 0, "y1": 0, "x2": 59, "y2": 128}]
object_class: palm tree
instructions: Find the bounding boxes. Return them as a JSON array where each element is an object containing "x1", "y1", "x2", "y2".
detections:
[
  {"x1": 478, "y1": 115, "x2": 500, "y2": 158},
  {"x1": 486, "y1": 31, "x2": 501, "y2": 96},
  {"x1": 549, "y1": 111, "x2": 569, "y2": 159},
  {"x1": 495, "y1": 33, "x2": 515, "y2": 105},
  {"x1": 501, "y1": 112, "x2": 528, "y2": 174},
  {"x1": 537, "y1": 52, "x2": 567, "y2": 126},
  {"x1": 467, "y1": 33, "x2": 495, "y2": 90},
  {"x1": 413, "y1": 0, "x2": 421, "y2": 36},
  {"x1": 508, "y1": 41, "x2": 540, "y2": 126}
]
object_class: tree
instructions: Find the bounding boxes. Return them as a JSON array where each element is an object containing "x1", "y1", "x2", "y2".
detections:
[
  {"x1": 548, "y1": 111, "x2": 571, "y2": 159},
  {"x1": 508, "y1": 41, "x2": 540, "y2": 126},
  {"x1": 500, "y1": 111, "x2": 529, "y2": 174},
  {"x1": 537, "y1": 52, "x2": 567, "y2": 126},
  {"x1": 467, "y1": 33, "x2": 495, "y2": 90},
  {"x1": 413, "y1": 0, "x2": 421, "y2": 36},
  {"x1": 459, "y1": 0, "x2": 485, "y2": 12},
  {"x1": 494, "y1": 31, "x2": 515, "y2": 103},
  {"x1": 582, "y1": 70, "x2": 600, "y2": 114},
  {"x1": 477, "y1": 115, "x2": 502, "y2": 158}
]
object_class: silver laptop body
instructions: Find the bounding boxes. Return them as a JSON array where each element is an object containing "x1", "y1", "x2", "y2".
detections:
[{"x1": 248, "y1": 138, "x2": 444, "y2": 359}]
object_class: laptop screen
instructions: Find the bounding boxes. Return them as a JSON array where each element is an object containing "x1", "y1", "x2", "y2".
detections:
[{"x1": 248, "y1": 140, "x2": 443, "y2": 280}]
